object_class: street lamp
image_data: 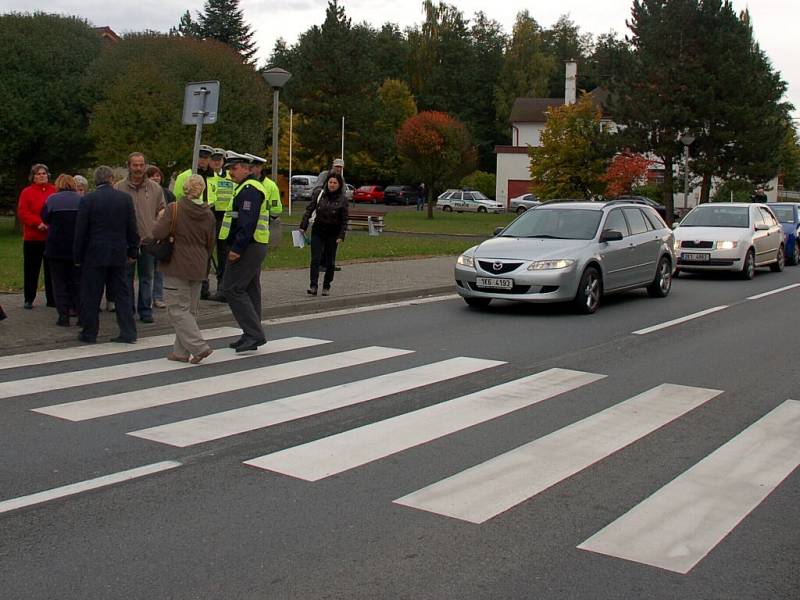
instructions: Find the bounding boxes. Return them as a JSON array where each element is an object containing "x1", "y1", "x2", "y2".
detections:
[
  {"x1": 680, "y1": 133, "x2": 695, "y2": 212},
  {"x1": 262, "y1": 67, "x2": 291, "y2": 185}
]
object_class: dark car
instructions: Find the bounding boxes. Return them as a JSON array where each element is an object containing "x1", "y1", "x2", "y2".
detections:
[
  {"x1": 615, "y1": 196, "x2": 673, "y2": 222},
  {"x1": 767, "y1": 202, "x2": 800, "y2": 265},
  {"x1": 383, "y1": 185, "x2": 418, "y2": 206}
]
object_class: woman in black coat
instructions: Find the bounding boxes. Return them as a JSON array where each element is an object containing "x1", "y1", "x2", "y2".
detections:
[{"x1": 298, "y1": 171, "x2": 349, "y2": 296}]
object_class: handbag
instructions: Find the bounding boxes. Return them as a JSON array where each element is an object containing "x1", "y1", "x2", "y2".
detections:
[{"x1": 142, "y1": 202, "x2": 178, "y2": 262}]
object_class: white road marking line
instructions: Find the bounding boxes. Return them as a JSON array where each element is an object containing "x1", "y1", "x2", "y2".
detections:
[
  {"x1": 394, "y1": 384, "x2": 722, "y2": 524},
  {"x1": 578, "y1": 400, "x2": 800, "y2": 574},
  {"x1": 130, "y1": 357, "x2": 504, "y2": 447},
  {"x1": 0, "y1": 327, "x2": 242, "y2": 371},
  {"x1": 0, "y1": 337, "x2": 330, "y2": 400},
  {"x1": 245, "y1": 368, "x2": 604, "y2": 481},
  {"x1": 632, "y1": 306, "x2": 728, "y2": 335},
  {"x1": 32, "y1": 346, "x2": 413, "y2": 421},
  {"x1": 0, "y1": 461, "x2": 182, "y2": 515},
  {"x1": 746, "y1": 283, "x2": 800, "y2": 300}
]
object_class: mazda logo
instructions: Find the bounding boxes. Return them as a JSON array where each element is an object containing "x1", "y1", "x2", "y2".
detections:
[{"x1": 492, "y1": 261, "x2": 503, "y2": 271}]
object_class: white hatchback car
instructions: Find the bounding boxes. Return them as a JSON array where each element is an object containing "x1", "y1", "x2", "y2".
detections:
[{"x1": 674, "y1": 203, "x2": 784, "y2": 279}]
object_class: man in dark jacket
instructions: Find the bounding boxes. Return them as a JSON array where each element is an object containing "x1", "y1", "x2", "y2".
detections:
[{"x1": 74, "y1": 166, "x2": 139, "y2": 344}]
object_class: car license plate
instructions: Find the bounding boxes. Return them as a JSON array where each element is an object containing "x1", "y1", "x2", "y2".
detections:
[
  {"x1": 476, "y1": 277, "x2": 513, "y2": 289},
  {"x1": 681, "y1": 252, "x2": 710, "y2": 262}
]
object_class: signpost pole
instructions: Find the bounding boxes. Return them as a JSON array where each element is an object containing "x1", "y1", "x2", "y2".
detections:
[{"x1": 191, "y1": 87, "x2": 210, "y2": 174}]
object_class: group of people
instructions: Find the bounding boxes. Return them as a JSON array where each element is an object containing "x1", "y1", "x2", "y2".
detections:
[{"x1": 12, "y1": 144, "x2": 285, "y2": 362}]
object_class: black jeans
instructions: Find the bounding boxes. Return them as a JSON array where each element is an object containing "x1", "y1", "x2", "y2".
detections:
[
  {"x1": 48, "y1": 258, "x2": 81, "y2": 319},
  {"x1": 310, "y1": 229, "x2": 339, "y2": 288},
  {"x1": 23, "y1": 240, "x2": 54, "y2": 305}
]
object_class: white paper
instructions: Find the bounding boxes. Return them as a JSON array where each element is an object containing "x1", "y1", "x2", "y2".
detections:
[{"x1": 291, "y1": 230, "x2": 305, "y2": 248}]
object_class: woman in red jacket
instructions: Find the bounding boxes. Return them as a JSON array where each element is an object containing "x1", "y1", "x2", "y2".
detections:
[{"x1": 17, "y1": 163, "x2": 55, "y2": 309}]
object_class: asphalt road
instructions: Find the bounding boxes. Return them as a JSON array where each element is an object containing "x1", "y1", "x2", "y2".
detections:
[{"x1": 1, "y1": 266, "x2": 799, "y2": 599}]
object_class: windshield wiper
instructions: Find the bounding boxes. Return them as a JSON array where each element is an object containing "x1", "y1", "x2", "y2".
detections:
[{"x1": 525, "y1": 234, "x2": 566, "y2": 239}]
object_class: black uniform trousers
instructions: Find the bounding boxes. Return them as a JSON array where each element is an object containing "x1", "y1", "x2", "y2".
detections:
[
  {"x1": 214, "y1": 210, "x2": 228, "y2": 288},
  {"x1": 23, "y1": 240, "x2": 54, "y2": 305},
  {"x1": 80, "y1": 264, "x2": 137, "y2": 342},
  {"x1": 49, "y1": 259, "x2": 81, "y2": 319}
]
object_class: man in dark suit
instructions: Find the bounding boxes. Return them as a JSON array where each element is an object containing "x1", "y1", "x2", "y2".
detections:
[{"x1": 74, "y1": 165, "x2": 139, "y2": 344}]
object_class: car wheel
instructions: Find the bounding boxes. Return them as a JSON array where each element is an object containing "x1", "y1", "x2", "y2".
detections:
[
  {"x1": 464, "y1": 297, "x2": 491, "y2": 309},
  {"x1": 478, "y1": 206, "x2": 487, "y2": 213},
  {"x1": 792, "y1": 240, "x2": 800, "y2": 265},
  {"x1": 573, "y1": 267, "x2": 602, "y2": 314},
  {"x1": 647, "y1": 256, "x2": 672, "y2": 298},
  {"x1": 770, "y1": 245, "x2": 785, "y2": 272},
  {"x1": 516, "y1": 206, "x2": 526, "y2": 215},
  {"x1": 442, "y1": 205, "x2": 452, "y2": 212},
  {"x1": 740, "y1": 248, "x2": 755, "y2": 280}
]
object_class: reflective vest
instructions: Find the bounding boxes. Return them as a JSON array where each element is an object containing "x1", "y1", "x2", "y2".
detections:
[
  {"x1": 213, "y1": 171, "x2": 235, "y2": 211},
  {"x1": 218, "y1": 179, "x2": 270, "y2": 244},
  {"x1": 260, "y1": 176, "x2": 283, "y2": 218}
]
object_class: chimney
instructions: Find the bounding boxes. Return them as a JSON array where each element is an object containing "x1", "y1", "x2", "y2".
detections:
[{"x1": 565, "y1": 60, "x2": 577, "y2": 105}]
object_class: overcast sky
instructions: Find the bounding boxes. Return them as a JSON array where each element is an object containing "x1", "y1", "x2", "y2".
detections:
[{"x1": 5, "y1": 0, "x2": 798, "y2": 120}]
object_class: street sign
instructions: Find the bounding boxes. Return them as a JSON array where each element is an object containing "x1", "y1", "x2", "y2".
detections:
[{"x1": 182, "y1": 81, "x2": 220, "y2": 125}]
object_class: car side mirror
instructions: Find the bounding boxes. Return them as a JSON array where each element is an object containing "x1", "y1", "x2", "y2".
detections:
[
  {"x1": 600, "y1": 229, "x2": 623, "y2": 242},
  {"x1": 754, "y1": 223, "x2": 770, "y2": 231},
  {"x1": 493, "y1": 226, "x2": 504, "y2": 237},
  {"x1": 671, "y1": 222, "x2": 680, "y2": 230}
]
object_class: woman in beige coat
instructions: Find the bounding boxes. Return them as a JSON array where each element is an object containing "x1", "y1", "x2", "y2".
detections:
[{"x1": 151, "y1": 175, "x2": 217, "y2": 363}]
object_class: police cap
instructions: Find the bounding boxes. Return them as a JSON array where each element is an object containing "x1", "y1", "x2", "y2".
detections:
[
  {"x1": 211, "y1": 147, "x2": 226, "y2": 158},
  {"x1": 198, "y1": 144, "x2": 214, "y2": 157},
  {"x1": 223, "y1": 151, "x2": 251, "y2": 167}
]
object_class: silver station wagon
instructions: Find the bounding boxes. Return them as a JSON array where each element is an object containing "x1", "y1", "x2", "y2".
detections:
[{"x1": 454, "y1": 200, "x2": 675, "y2": 313}]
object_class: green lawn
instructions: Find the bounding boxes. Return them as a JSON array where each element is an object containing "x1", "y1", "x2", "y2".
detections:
[{"x1": 0, "y1": 216, "x2": 479, "y2": 292}]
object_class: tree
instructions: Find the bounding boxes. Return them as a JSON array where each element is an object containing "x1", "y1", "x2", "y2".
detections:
[
  {"x1": 82, "y1": 34, "x2": 270, "y2": 174},
  {"x1": 778, "y1": 125, "x2": 800, "y2": 190},
  {"x1": 170, "y1": 10, "x2": 200, "y2": 37},
  {"x1": 172, "y1": 0, "x2": 257, "y2": 62},
  {"x1": 396, "y1": 111, "x2": 476, "y2": 217},
  {"x1": 529, "y1": 94, "x2": 612, "y2": 199},
  {"x1": 601, "y1": 152, "x2": 653, "y2": 197},
  {"x1": 460, "y1": 171, "x2": 497, "y2": 199},
  {"x1": 494, "y1": 11, "x2": 554, "y2": 134},
  {"x1": 0, "y1": 12, "x2": 102, "y2": 208},
  {"x1": 542, "y1": 15, "x2": 593, "y2": 98}
]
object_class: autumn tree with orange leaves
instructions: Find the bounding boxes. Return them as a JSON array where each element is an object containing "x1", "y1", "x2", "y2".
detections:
[
  {"x1": 396, "y1": 111, "x2": 476, "y2": 218},
  {"x1": 601, "y1": 152, "x2": 653, "y2": 197}
]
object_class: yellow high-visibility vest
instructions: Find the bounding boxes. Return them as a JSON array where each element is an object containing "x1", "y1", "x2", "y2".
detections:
[{"x1": 218, "y1": 179, "x2": 270, "y2": 244}]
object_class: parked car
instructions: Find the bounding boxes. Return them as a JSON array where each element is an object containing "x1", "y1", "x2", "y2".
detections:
[
  {"x1": 766, "y1": 202, "x2": 800, "y2": 265},
  {"x1": 352, "y1": 185, "x2": 384, "y2": 204},
  {"x1": 383, "y1": 185, "x2": 418, "y2": 205},
  {"x1": 673, "y1": 203, "x2": 784, "y2": 279},
  {"x1": 614, "y1": 195, "x2": 673, "y2": 222},
  {"x1": 290, "y1": 174, "x2": 319, "y2": 201},
  {"x1": 345, "y1": 183, "x2": 355, "y2": 202},
  {"x1": 437, "y1": 189, "x2": 504, "y2": 213},
  {"x1": 454, "y1": 200, "x2": 675, "y2": 313},
  {"x1": 510, "y1": 193, "x2": 541, "y2": 214}
]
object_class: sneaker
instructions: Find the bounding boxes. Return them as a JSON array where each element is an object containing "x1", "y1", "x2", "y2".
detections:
[{"x1": 153, "y1": 300, "x2": 166, "y2": 309}]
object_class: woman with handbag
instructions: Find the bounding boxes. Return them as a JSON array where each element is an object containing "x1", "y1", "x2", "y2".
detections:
[
  {"x1": 151, "y1": 174, "x2": 217, "y2": 363},
  {"x1": 298, "y1": 171, "x2": 349, "y2": 296}
]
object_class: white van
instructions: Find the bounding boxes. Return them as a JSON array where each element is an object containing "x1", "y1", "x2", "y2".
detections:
[{"x1": 290, "y1": 174, "x2": 319, "y2": 200}]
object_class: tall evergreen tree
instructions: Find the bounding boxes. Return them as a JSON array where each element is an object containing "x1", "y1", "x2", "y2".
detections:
[
  {"x1": 542, "y1": 15, "x2": 593, "y2": 98},
  {"x1": 170, "y1": 10, "x2": 200, "y2": 37},
  {"x1": 173, "y1": 0, "x2": 257, "y2": 62}
]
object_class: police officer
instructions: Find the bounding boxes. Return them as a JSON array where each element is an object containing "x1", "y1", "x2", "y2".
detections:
[
  {"x1": 249, "y1": 154, "x2": 284, "y2": 250},
  {"x1": 218, "y1": 151, "x2": 274, "y2": 352},
  {"x1": 208, "y1": 147, "x2": 235, "y2": 301}
]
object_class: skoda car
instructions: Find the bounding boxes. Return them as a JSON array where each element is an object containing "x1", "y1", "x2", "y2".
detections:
[
  {"x1": 454, "y1": 200, "x2": 675, "y2": 313},
  {"x1": 437, "y1": 190, "x2": 504, "y2": 213},
  {"x1": 673, "y1": 203, "x2": 784, "y2": 278}
]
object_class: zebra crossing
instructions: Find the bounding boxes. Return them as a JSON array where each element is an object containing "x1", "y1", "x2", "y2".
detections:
[{"x1": 3, "y1": 332, "x2": 800, "y2": 576}]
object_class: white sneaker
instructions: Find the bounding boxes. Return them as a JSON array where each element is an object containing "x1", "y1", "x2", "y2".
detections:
[{"x1": 106, "y1": 301, "x2": 116, "y2": 312}]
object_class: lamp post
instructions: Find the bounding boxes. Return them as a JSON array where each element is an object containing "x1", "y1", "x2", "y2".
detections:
[
  {"x1": 262, "y1": 67, "x2": 291, "y2": 185},
  {"x1": 680, "y1": 133, "x2": 695, "y2": 212}
]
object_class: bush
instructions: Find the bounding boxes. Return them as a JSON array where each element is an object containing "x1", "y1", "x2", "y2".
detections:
[{"x1": 459, "y1": 171, "x2": 496, "y2": 199}]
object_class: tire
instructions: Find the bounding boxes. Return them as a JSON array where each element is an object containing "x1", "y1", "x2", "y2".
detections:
[
  {"x1": 478, "y1": 206, "x2": 487, "y2": 213},
  {"x1": 573, "y1": 267, "x2": 602, "y2": 314},
  {"x1": 647, "y1": 256, "x2": 672, "y2": 298},
  {"x1": 770, "y1": 245, "x2": 785, "y2": 272},
  {"x1": 443, "y1": 205, "x2": 452, "y2": 212},
  {"x1": 791, "y1": 240, "x2": 800, "y2": 266},
  {"x1": 740, "y1": 249, "x2": 755, "y2": 280},
  {"x1": 464, "y1": 297, "x2": 491, "y2": 309},
  {"x1": 516, "y1": 206, "x2": 526, "y2": 215}
]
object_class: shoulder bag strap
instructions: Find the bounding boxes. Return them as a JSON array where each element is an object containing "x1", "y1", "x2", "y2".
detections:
[{"x1": 169, "y1": 201, "x2": 178, "y2": 240}]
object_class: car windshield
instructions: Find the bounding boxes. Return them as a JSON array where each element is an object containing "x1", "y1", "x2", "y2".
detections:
[
  {"x1": 500, "y1": 208, "x2": 602, "y2": 240},
  {"x1": 473, "y1": 192, "x2": 489, "y2": 200},
  {"x1": 680, "y1": 206, "x2": 749, "y2": 228},
  {"x1": 770, "y1": 205, "x2": 795, "y2": 223}
]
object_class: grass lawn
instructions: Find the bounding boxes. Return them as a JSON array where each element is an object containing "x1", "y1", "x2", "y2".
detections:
[{"x1": 0, "y1": 216, "x2": 479, "y2": 292}]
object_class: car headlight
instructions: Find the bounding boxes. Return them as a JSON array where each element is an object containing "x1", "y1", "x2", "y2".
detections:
[
  {"x1": 457, "y1": 254, "x2": 475, "y2": 268},
  {"x1": 528, "y1": 259, "x2": 576, "y2": 270},
  {"x1": 715, "y1": 241, "x2": 738, "y2": 250}
]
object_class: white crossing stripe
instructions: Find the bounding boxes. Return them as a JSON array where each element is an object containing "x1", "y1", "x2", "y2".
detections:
[
  {"x1": 0, "y1": 461, "x2": 181, "y2": 515},
  {"x1": 0, "y1": 327, "x2": 242, "y2": 371},
  {"x1": 129, "y1": 357, "x2": 504, "y2": 447},
  {"x1": 578, "y1": 399, "x2": 800, "y2": 574},
  {"x1": 632, "y1": 306, "x2": 729, "y2": 335},
  {"x1": 746, "y1": 283, "x2": 800, "y2": 300},
  {"x1": 0, "y1": 337, "x2": 330, "y2": 400},
  {"x1": 394, "y1": 384, "x2": 722, "y2": 524},
  {"x1": 32, "y1": 346, "x2": 413, "y2": 421},
  {"x1": 245, "y1": 368, "x2": 605, "y2": 481}
]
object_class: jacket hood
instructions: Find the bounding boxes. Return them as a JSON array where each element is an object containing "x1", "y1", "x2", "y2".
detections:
[{"x1": 178, "y1": 197, "x2": 213, "y2": 220}]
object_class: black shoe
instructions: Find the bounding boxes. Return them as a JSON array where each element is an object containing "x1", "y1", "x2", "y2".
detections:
[
  {"x1": 78, "y1": 333, "x2": 96, "y2": 344},
  {"x1": 333, "y1": 266, "x2": 341, "y2": 272},
  {"x1": 23, "y1": 302, "x2": 33, "y2": 310},
  {"x1": 228, "y1": 337, "x2": 246, "y2": 349},
  {"x1": 307, "y1": 286, "x2": 318, "y2": 296},
  {"x1": 200, "y1": 291, "x2": 210, "y2": 300},
  {"x1": 321, "y1": 287, "x2": 330, "y2": 296},
  {"x1": 140, "y1": 315, "x2": 154, "y2": 323},
  {"x1": 235, "y1": 338, "x2": 267, "y2": 353},
  {"x1": 56, "y1": 316, "x2": 70, "y2": 327},
  {"x1": 208, "y1": 293, "x2": 227, "y2": 302},
  {"x1": 110, "y1": 336, "x2": 137, "y2": 344}
]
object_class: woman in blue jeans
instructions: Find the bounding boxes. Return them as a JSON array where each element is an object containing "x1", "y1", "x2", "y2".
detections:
[{"x1": 147, "y1": 165, "x2": 176, "y2": 308}]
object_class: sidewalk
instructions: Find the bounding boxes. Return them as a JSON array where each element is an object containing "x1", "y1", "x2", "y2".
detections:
[{"x1": 0, "y1": 256, "x2": 457, "y2": 355}]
